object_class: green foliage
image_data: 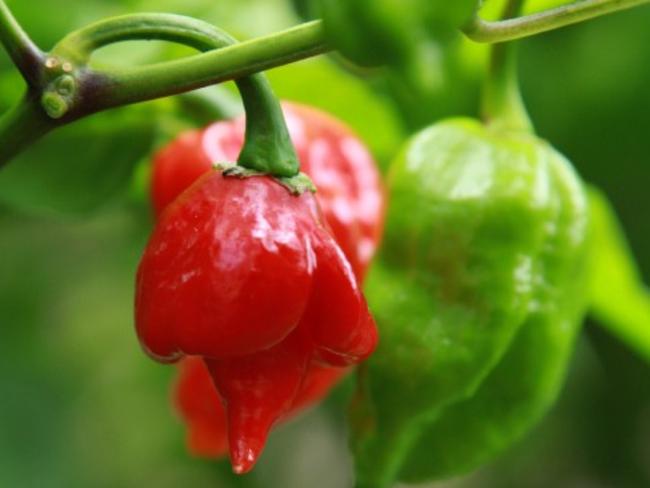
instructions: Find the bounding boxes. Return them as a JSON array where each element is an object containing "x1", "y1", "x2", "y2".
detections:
[
  {"x1": 318, "y1": 0, "x2": 477, "y2": 65},
  {"x1": 587, "y1": 186, "x2": 650, "y2": 362},
  {"x1": 317, "y1": 0, "x2": 480, "y2": 129},
  {"x1": 266, "y1": 57, "x2": 404, "y2": 166},
  {"x1": 0, "y1": 106, "x2": 156, "y2": 215}
]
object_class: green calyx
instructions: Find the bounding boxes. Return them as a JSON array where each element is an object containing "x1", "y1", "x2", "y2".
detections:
[
  {"x1": 276, "y1": 172, "x2": 316, "y2": 195},
  {"x1": 216, "y1": 162, "x2": 315, "y2": 195},
  {"x1": 352, "y1": 118, "x2": 589, "y2": 487}
]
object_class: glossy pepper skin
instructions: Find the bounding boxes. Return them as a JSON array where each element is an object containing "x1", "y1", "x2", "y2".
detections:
[
  {"x1": 151, "y1": 103, "x2": 385, "y2": 459},
  {"x1": 136, "y1": 169, "x2": 378, "y2": 473},
  {"x1": 352, "y1": 118, "x2": 589, "y2": 487},
  {"x1": 151, "y1": 102, "x2": 384, "y2": 281}
]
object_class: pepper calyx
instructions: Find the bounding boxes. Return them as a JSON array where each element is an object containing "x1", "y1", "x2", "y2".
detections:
[{"x1": 215, "y1": 162, "x2": 316, "y2": 196}]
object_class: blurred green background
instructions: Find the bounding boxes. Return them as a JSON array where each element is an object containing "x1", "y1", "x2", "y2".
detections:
[{"x1": 0, "y1": 0, "x2": 648, "y2": 487}]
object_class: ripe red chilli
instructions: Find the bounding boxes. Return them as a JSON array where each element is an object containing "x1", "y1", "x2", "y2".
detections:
[
  {"x1": 137, "y1": 168, "x2": 379, "y2": 473},
  {"x1": 148, "y1": 102, "x2": 384, "y2": 470}
]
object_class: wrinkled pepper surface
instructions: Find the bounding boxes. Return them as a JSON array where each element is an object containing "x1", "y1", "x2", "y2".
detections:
[
  {"x1": 149, "y1": 102, "x2": 385, "y2": 459},
  {"x1": 353, "y1": 118, "x2": 589, "y2": 487}
]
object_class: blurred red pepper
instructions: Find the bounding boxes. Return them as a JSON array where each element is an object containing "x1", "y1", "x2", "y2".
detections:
[{"x1": 143, "y1": 103, "x2": 384, "y2": 472}]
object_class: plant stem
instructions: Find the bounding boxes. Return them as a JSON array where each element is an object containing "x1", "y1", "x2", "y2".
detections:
[
  {"x1": 87, "y1": 21, "x2": 328, "y2": 112},
  {"x1": 0, "y1": 0, "x2": 43, "y2": 85},
  {"x1": 482, "y1": 0, "x2": 533, "y2": 132},
  {"x1": 465, "y1": 0, "x2": 650, "y2": 43},
  {"x1": 52, "y1": 13, "x2": 247, "y2": 62}
]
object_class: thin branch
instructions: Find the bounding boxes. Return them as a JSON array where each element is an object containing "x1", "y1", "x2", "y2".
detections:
[
  {"x1": 481, "y1": 0, "x2": 533, "y2": 131},
  {"x1": 464, "y1": 0, "x2": 650, "y2": 43},
  {"x1": 80, "y1": 21, "x2": 329, "y2": 114},
  {"x1": 0, "y1": 0, "x2": 44, "y2": 85}
]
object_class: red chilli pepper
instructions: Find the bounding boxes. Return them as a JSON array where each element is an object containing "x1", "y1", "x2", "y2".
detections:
[
  {"x1": 148, "y1": 102, "x2": 383, "y2": 468},
  {"x1": 137, "y1": 154, "x2": 379, "y2": 473},
  {"x1": 151, "y1": 103, "x2": 384, "y2": 464}
]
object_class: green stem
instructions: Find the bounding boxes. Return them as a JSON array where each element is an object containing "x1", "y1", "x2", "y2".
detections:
[
  {"x1": 0, "y1": 94, "x2": 53, "y2": 167},
  {"x1": 465, "y1": 0, "x2": 650, "y2": 43},
  {"x1": 52, "y1": 13, "x2": 250, "y2": 62},
  {"x1": 482, "y1": 0, "x2": 533, "y2": 133},
  {"x1": 0, "y1": 0, "x2": 43, "y2": 85},
  {"x1": 55, "y1": 14, "x2": 300, "y2": 176},
  {"x1": 88, "y1": 21, "x2": 327, "y2": 112}
]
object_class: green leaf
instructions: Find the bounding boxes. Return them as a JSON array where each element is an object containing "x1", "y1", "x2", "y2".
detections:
[
  {"x1": 0, "y1": 105, "x2": 157, "y2": 216},
  {"x1": 587, "y1": 186, "x2": 650, "y2": 362}
]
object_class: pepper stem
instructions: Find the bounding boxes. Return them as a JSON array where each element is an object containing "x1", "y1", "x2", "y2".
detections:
[
  {"x1": 51, "y1": 14, "x2": 300, "y2": 178},
  {"x1": 236, "y1": 76, "x2": 299, "y2": 177},
  {"x1": 481, "y1": 0, "x2": 533, "y2": 133}
]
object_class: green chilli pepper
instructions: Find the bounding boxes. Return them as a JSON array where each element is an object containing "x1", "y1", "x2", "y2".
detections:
[
  {"x1": 400, "y1": 135, "x2": 589, "y2": 480},
  {"x1": 352, "y1": 118, "x2": 589, "y2": 487}
]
